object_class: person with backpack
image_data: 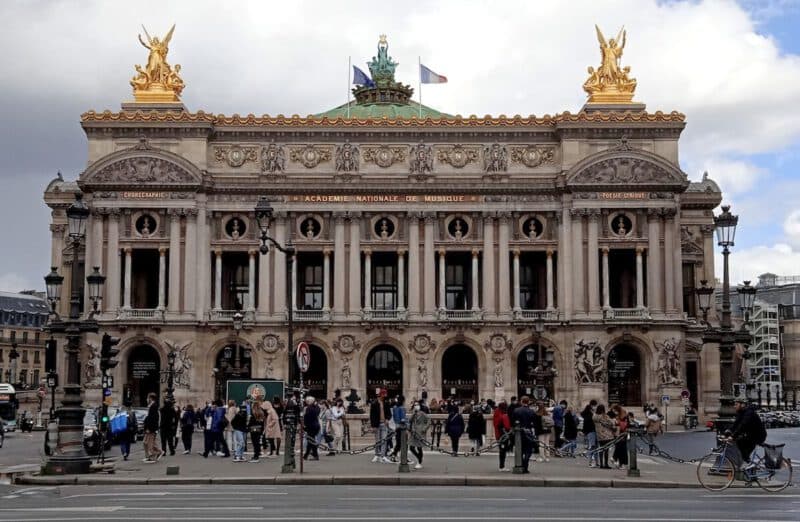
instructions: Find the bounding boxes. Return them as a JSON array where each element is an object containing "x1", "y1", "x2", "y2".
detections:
[
  {"x1": 159, "y1": 399, "x2": 178, "y2": 456},
  {"x1": 466, "y1": 404, "x2": 486, "y2": 455},
  {"x1": 444, "y1": 402, "x2": 465, "y2": 456},
  {"x1": 115, "y1": 405, "x2": 138, "y2": 461},
  {"x1": 230, "y1": 403, "x2": 249, "y2": 462},
  {"x1": 180, "y1": 404, "x2": 195, "y2": 454},
  {"x1": 493, "y1": 401, "x2": 512, "y2": 471},
  {"x1": 729, "y1": 398, "x2": 767, "y2": 469}
]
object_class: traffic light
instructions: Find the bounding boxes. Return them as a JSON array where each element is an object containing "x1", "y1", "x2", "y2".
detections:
[
  {"x1": 100, "y1": 333, "x2": 121, "y2": 373},
  {"x1": 45, "y1": 339, "x2": 57, "y2": 374}
]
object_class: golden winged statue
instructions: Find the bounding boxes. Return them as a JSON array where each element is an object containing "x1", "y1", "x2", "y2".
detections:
[
  {"x1": 583, "y1": 25, "x2": 637, "y2": 104},
  {"x1": 130, "y1": 24, "x2": 184, "y2": 103}
]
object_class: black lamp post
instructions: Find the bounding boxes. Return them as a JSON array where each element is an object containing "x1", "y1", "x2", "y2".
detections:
[
  {"x1": 255, "y1": 196, "x2": 297, "y2": 474},
  {"x1": 8, "y1": 342, "x2": 19, "y2": 387},
  {"x1": 696, "y1": 205, "x2": 755, "y2": 432},
  {"x1": 166, "y1": 348, "x2": 177, "y2": 404},
  {"x1": 42, "y1": 193, "x2": 106, "y2": 474}
]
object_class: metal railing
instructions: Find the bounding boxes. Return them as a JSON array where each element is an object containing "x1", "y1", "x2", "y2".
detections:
[
  {"x1": 117, "y1": 308, "x2": 165, "y2": 321},
  {"x1": 361, "y1": 309, "x2": 408, "y2": 321},
  {"x1": 208, "y1": 309, "x2": 255, "y2": 322},
  {"x1": 294, "y1": 309, "x2": 331, "y2": 321},
  {"x1": 514, "y1": 309, "x2": 559, "y2": 321},
  {"x1": 437, "y1": 308, "x2": 484, "y2": 321},
  {"x1": 603, "y1": 308, "x2": 651, "y2": 321}
]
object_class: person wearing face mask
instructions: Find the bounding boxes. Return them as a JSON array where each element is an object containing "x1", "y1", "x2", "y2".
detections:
[
  {"x1": 327, "y1": 399, "x2": 345, "y2": 456},
  {"x1": 409, "y1": 400, "x2": 430, "y2": 470}
]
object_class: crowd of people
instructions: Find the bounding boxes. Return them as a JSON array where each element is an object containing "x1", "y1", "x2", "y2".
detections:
[{"x1": 111, "y1": 389, "x2": 667, "y2": 472}]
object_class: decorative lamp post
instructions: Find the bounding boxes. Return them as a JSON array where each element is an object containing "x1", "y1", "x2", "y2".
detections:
[
  {"x1": 8, "y1": 342, "x2": 19, "y2": 387},
  {"x1": 255, "y1": 196, "x2": 297, "y2": 473},
  {"x1": 42, "y1": 193, "x2": 106, "y2": 474},
  {"x1": 695, "y1": 279, "x2": 714, "y2": 325},
  {"x1": 696, "y1": 205, "x2": 755, "y2": 432},
  {"x1": 166, "y1": 348, "x2": 177, "y2": 404},
  {"x1": 737, "y1": 280, "x2": 757, "y2": 324}
]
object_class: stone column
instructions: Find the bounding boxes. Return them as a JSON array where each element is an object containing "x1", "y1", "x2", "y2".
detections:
[
  {"x1": 671, "y1": 208, "x2": 683, "y2": 313},
  {"x1": 571, "y1": 209, "x2": 585, "y2": 314},
  {"x1": 602, "y1": 247, "x2": 610, "y2": 309},
  {"x1": 512, "y1": 248, "x2": 521, "y2": 311},
  {"x1": 407, "y1": 214, "x2": 420, "y2": 316},
  {"x1": 257, "y1": 245, "x2": 270, "y2": 315},
  {"x1": 106, "y1": 214, "x2": 120, "y2": 311},
  {"x1": 83, "y1": 212, "x2": 99, "y2": 312},
  {"x1": 195, "y1": 204, "x2": 208, "y2": 321},
  {"x1": 49, "y1": 224, "x2": 65, "y2": 272},
  {"x1": 587, "y1": 210, "x2": 600, "y2": 314},
  {"x1": 214, "y1": 249, "x2": 222, "y2": 310},
  {"x1": 348, "y1": 214, "x2": 362, "y2": 317},
  {"x1": 423, "y1": 213, "x2": 436, "y2": 317},
  {"x1": 558, "y1": 208, "x2": 572, "y2": 319},
  {"x1": 323, "y1": 248, "x2": 332, "y2": 312},
  {"x1": 497, "y1": 213, "x2": 511, "y2": 316},
  {"x1": 482, "y1": 214, "x2": 496, "y2": 316},
  {"x1": 273, "y1": 214, "x2": 288, "y2": 316},
  {"x1": 471, "y1": 248, "x2": 480, "y2": 311},
  {"x1": 635, "y1": 246, "x2": 645, "y2": 309},
  {"x1": 546, "y1": 248, "x2": 555, "y2": 310},
  {"x1": 397, "y1": 249, "x2": 406, "y2": 310},
  {"x1": 157, "y1": 247, "x2": 167, "y2": 310},
  {"x1": 363, "y1": 249, "x2": 372, "y2": 312},
  {"x1": 123, "y1": 248, "x2": 132, "y2": 309},
  {"x1": 647, "y1": 209, "x2": 662, "y2": 312},
  {"x1": 291, "y1": 245, "x2": 297, "y2": 311},
  {"x1": 663, "y1": 209, "x2": 676, "y2": 312},
  {"x1": 333, "y1": 213, "x2": 346, "y2": 317},
  {"x1": 168, "y1": 210, "x2": 181, "y2": 313},
  {"x1": 248, "y1": 249, "x2": 256, "y2": 311},
  {"x1": 183, "y1": 209, "x2": 197, "y2": 315},
  {"x1": 438, "y1": 248, "x2": 446, "y2": 310}
]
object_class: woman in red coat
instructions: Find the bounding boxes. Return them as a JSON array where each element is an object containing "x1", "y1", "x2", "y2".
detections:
[{"x1": 493, "y1": 401, "x2": 512, "y2": 471}]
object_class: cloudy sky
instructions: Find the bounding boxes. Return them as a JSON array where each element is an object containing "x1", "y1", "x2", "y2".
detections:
[{"x1": 1, "y1": 0, "x2": 799, "y2": 292}]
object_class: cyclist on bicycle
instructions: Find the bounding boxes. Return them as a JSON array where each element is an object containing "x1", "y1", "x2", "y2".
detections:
[{"x1": 727, "y1": 399, "x2": 767, "y2": 470}]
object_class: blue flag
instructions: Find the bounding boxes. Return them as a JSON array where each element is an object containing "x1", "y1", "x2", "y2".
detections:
[{"x1": 353, "y1": 65, "x2": 375, "y2": 88}]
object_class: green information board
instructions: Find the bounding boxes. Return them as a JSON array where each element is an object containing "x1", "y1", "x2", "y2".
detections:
[{"x1": 225, "y1": 379, "x2": 285, "y2": 406}]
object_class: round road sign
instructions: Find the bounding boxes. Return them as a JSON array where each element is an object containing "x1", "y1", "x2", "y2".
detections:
[{"x1": 296, "y1": 341, "x2": 310, "y2": 373}]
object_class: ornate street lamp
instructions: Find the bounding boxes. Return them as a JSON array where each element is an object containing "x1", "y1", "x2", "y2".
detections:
[
  {"x1": 8, "y1": 342, "x2": 19, "y2": 387},
  {"x1": 42, "y1": 193, "x2": 105, "y2": 475},
  {"x1": 699, "y1": 204, "x2": 755, "y2": 432},
  {"x1": 695, "y1": 279, "x2": 714, "y2": 325},
  {"x1": 165, "y1": 348, "x2": 177, "y2": 404},
  {"x1": 737, "y1": 280, "x2": 757, "y2": 323},
  {"x1": 255, "y1": 196, "x2": 297, "y2": 473}
]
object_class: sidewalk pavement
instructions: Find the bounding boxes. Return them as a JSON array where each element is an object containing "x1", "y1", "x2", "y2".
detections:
[{"x1": 13, "y1": 440, "x2": 704, "y2": 488}]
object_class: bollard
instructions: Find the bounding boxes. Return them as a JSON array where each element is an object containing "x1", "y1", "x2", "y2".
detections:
[
  {"x1": 512, "y1": 421, "x2": 524, "y2": 474},
  {"x1": 166, "y1": 465, "x2": 179, "y2": 476},
  {"x1": 627, "y1": 426, "x2": 640, "y2": 477},
  {"x1": 398, "y1": 426, "x2": 410, "y2": 473}
]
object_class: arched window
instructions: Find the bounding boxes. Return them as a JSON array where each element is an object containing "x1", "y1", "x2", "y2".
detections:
[
  {"x1": 607, "y1": 344, "x2": 642, "y2": 406},
  {"x1": 441, "y1": 344, "x2": 478, "y2": 402},
  {"x1": 126, "y1": 345, "x2": 161, "y2": 407},
  {"x1": 366, "y1": 345, "x2": 403, "y2": 400}
]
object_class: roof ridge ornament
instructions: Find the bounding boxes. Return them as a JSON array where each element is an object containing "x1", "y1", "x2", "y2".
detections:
[
  {"x1": 583, "y1": 25, "x2": 638, "y2": 106},
  {"x1": 351, "y1": 35, "x2": 414, "y2": 107},
  {"x1": 129, "y1": 24, "x2": 185, "y2": 104}
]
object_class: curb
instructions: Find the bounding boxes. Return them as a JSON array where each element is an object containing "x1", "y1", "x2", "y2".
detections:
[{"x1": 14, "y1": 474, "x2": 700, "y2": 488}]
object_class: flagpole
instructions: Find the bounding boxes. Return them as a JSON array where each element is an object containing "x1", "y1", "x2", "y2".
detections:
[
  {"x1": 347, "y1": 56, "x2": 351, "y2": 119},
  {"x1": 418, "y1": 56, "x2": 422, "y2": 119}
]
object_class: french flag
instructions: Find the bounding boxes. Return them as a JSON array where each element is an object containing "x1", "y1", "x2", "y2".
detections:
[{"x1": 420, "y1": 64, "x2": 448, "y2": 84}]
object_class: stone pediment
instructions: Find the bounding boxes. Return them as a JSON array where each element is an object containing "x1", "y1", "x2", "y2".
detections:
[
  {"x1": 566, "y1": 145, "x2": 688, "y2": 190},
  {"x1": 80, "y1": 139, "x2": 202, "y2": 188}
]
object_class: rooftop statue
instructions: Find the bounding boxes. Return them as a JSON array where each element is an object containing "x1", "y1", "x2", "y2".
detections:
[
  {"x1": 130, "y1": 24, "x2": 184, "y2": 103},
  {"x1": 583, "y1": 25, "x2": 637, "y2": 104},
  {"x1": 368, "y1": 34, "x2": 399, "y2": 88}
]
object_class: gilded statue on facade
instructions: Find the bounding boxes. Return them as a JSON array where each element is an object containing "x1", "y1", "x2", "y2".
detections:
[
  {"x1": 130, "y1": 24, "x2": 184, "y2": 103},
  {"x1": 583, "y1": 25, "x2": 637, "y2": 104}
]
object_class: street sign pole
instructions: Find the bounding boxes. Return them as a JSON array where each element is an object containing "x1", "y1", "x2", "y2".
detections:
[{"x1": 295, "y1": 341, "x2": 310, "y2": 474}]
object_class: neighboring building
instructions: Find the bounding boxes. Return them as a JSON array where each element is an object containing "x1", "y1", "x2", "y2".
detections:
[
  {"x1": 44, "y1": 32, "x2": 724, "y2": 418},
  {"x1": 746, "y1": 302, "x2": 782, "y2": 399},
  {"x1": 0, "y1": 291, "x2": 49, "y2": 389}
]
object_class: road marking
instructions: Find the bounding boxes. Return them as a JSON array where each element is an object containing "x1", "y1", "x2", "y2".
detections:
[
  {"x1": 0, "y1": 495, "x2": 18, "y2": 499},
  {"x1": 340, "y1": 497, "x2": 527, "y2": 501},
  {"x1": 704, "y1": 494, "x2": 800, "y2": 498},
  {"x1": 0, "y1": 517, "x2": 798, "y2": 522},
  {"x1": 61, "y1": 492, "x2": 171, "y2": 499}
]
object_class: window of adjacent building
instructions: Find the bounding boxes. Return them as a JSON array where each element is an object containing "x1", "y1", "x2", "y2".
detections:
[
  {"x1": 34, "y1": 350, "x2": 40, "y2": 364},
  {"x1": 34, "y1": 332, "x2": 40, "y2": 344},
  {"x1": 298, "y1": 253, "x2": 324, "y2": 310},
  {"x1": 0, "y1": 349, "x2": 3, "y2": 362},
  {"x1": 22, "y1": 350, "x2": 28, "y2": 363},
  {"x1": 444, "y1": 252, "x2": 472, "y2": 310},
  {"x1": 19, "y1": 369, "x2": 27, "y2": 386},
  {"x1": 682, "y1": 263, "x2": 697, "y2": 317},
  {"x1": 10, "y1": 331, "x2": 16, "y2": 341},
  {"x1": 33, "y1": 369, "x2": 40, "y2": 385},
  {"x1": 371, "y1": 252, "x2": 398, "y2": 310},
  {"x1": 22, "y1": 332, "x2": 28, "y2": 344}
]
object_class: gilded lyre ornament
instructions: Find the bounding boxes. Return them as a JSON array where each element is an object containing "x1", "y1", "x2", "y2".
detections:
[
  {"x1": 130, "y1": 24, "x2": 184, "y2": 103},
  {"x1": 583, "y1": 25, "x2": 637, "y2": 104}
]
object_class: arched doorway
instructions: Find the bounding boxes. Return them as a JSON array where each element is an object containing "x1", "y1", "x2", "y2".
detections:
[
  {"x1": 607, "y1": 344, "x2": 643, "y2": 406},
  {"x1": 517, "y1": 344, "x2": 556, "y2": 402},
  {"x1": 441, "y1": 344, "x2": 478, "y2": 402},
  {"x1": 126, "y1": 345, "x2": 161, "y2": 407},
  {"x1": 214, "y1": 343, "x2": 252, "y2": 401},
  {"x1": 291, "y1": 344, "x2": 328, "y2": 400},
  {"x1": 366, "y1": 345, "x2": 403, "y2": 400}
]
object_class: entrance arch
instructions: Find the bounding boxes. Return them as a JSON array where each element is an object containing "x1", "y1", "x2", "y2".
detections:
[
  {"x1": 441, "y1": 344, "x2": 478, "y2": 402},
  {"x1": 366, "y1": 345, "x2": 403, "y2": 400},
  {"x1": 607, "y1": 344, "x2": 643, "y2": 406},
  {"x1": 126, "y1": 345, "x2": 161, "y2": 407},
  {"x1": 214, "y1": 343, "x2": 253, "y2": 401},
  {"x1": 291, "y1": 344, "x2": 328, "y2": 400}
]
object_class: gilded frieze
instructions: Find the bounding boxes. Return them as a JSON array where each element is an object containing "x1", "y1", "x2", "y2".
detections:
[
  {"x1": 362, "y1": 146, "x2": 406, "y2": 168},
  {"x1": 213, "y1": 145, "x2": 259, "y2": 167},
  {"x1": 510, "y1": 145, "x2": 556, "y2": 168},
  {"x1": 436, "y1": 145, "x2": 479, "y2": 168},
  {"x1": 289, "y1": 145, "x2": 332, "y2": 168}
]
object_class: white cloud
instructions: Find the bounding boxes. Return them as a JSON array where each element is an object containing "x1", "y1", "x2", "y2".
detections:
[
  {"x1": 725, "y1": 244, "x2": 800, "y2": 282},
  {"x1": 784, "y1": 210, "x2": 800, "y2": 247},
  {"x1": 0, "y1": 273, "x2": 37, "y2": 294}
]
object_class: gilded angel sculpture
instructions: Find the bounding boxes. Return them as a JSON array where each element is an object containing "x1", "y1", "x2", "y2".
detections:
[
  {"x1": 130, "y1": 24, "x2": 184, "y2": 102},
  {"x1": 583, "y1": 25, "x2": 637, "y2": 104}
]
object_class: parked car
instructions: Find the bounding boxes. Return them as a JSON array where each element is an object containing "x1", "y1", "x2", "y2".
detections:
[{"x1": 83, "y1": 409, "x2": 111, "y2": 455}]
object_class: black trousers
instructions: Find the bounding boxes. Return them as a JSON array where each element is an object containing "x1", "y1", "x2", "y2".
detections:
[
  {"x1": 304, "y1": 431, "x2": 319, "y2": 459},
  {"x1": 554, "y1": 426, "x2": 563, "y2": 448},
  {"x1": 521, "y1": 439, "x2": 534, "y2": 472},
  {"x1": 250, "y1": 431, "x2": 263, "y2": 460},
  {"x1": 410, "y1": 446, "x2": 423, "y2": 463},
  {"x1": 202, "y1": 431, "x2": 214, "y2": 456},
  {"x1": 449, "y1": 435, "x2": 460, "y2": 455},
  {"x1": 181, "y1": 429, "x2": 193, "y2": 451},
  {"x1": 160, "y1": 429, "x2": 176, "y2": 455},
  {"x1": 499, "y1": 443, "x2": 509, "y2": 469},
  {"x1": 267, "y1": 438, "x2": 281, "y2": 455},
  {"x1": 598, "y1": 440, "x2": 611, "y2": 467},
  {"x1": 737, "y1": 439, "x2": 757, "y2": 463}
]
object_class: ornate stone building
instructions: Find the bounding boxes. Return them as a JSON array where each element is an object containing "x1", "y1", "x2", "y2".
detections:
[{"x1": 44, "y1": 31, "x2": 725, "y2": 419}]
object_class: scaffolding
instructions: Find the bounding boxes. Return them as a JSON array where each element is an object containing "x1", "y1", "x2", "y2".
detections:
[{"x1": 747, "y1": 301, "x2": 783, "y2": 399}]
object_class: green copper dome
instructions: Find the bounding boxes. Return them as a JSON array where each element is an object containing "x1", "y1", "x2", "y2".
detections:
[{"x1": 315, "y1": 36, "x2": 449, "y2": 120}]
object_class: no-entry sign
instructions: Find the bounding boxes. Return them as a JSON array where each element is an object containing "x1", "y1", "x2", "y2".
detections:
[{"x1": 296, "y1": 341, "x2": 310, "y2": 373}]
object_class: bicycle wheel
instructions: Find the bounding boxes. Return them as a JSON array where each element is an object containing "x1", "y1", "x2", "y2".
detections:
[
  {"x1": 756, "y1": 458, "x2": 793, "y2": 492},
  {"x1": 697, "y1": 452, "x2": 735, "y2": 491}
]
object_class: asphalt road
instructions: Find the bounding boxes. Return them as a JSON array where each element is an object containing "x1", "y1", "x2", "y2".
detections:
[{"x1": 0, "y1": 485, "x2": 798, "y2": 521}]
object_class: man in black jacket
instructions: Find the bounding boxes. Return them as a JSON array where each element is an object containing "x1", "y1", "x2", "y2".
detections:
[
  {"x1": 369, "y1": 389, "x2": 392, "y2": 463},
  {"x1": 729, "y1": 399, "x2": 767, "y2": 467},
  {"x1": 142, "y1": 393, "x2": 162, "y2": 463},
  {"x1": 159, "y1": 400, "x2": 178, "y2": 456},
  {"x1": 511, "y1": 396, "x2": 536, "y2": 473}
]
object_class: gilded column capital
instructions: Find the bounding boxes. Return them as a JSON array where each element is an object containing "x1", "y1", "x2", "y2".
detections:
[
  {"x1": 214, "y1": 248, "x2": 223, "y2": 257},
  {"x1": 423, "y1": 211, "x2": 437, "y2": 224},
  {"x1": 512, "y1": 248, "x2": 521, "y2": 257},
  {"x1": 546, "y1": 248, "x2": 554, "y2": 257},
  {"x1": 158, "y1": 246, "x2": 167, "y2": 255},
  {"x1": 646, "y1": 208, "x2": 661, "y2": 220},
  {"x1": 248, "y1": 249, "x2": 257, "y2": 257},
  {"x1": 661, "y1": 207, "x2": 677, "y2": 219},
  {"x1": 124, "y1": 247, "x2": 133, "y2": 255},
  {"x1": 472, "y1": 248, "x2": 481, "y2": 257},
  {"x1": 363, "y1": 248, "x2": 372, "y2": 256},
  {"x1": 438, "y1": 248, "x2": 447, "y2": 257},
  {"x1": 601, "y1": 246, "x2": 610, "y2": 254},
  {"x1": 397, "y1": 248, "x2": 406, "y2": 257},
  {"x1": 635, "y1": 246, "x2": 645, "y2": 255},
  {"x1": 323, "y1": 248, "x2": 332, "y2": 257}
]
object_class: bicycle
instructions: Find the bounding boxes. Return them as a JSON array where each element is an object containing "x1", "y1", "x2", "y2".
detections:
[{"x1": 696, "y1": 436, "x2": 792, "y2": 492}]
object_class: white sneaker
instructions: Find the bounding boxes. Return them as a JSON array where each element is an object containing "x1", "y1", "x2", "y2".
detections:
[
  {"x1": 414, "y1": 463, "x2": 422, "y2": 470},
  {"x1": 371, "y1": 456, "x2": 380, "y2": 463},
  {"x1": 182, "y1": 450, "x2": 190, "y2": 455},
  {"x1": 589, "y1": 462, "x2": 597, "y2": 468},
  {"x1": 215, "y1": 451, "x2": 225, "y2": 457},
  {"x1": 545, "y1": 458, "x2": 550, "y2": 462},
  {"x1": 381, "y1": 457, "x2": 392, "y2": 464},
  {"x1": 538, "y1": 457, "x2": 544, "y2": 463}
]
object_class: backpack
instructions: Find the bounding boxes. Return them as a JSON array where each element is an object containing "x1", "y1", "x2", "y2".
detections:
[{"x1": 110, "y1": 413, "x2": 128, "y2": 436}]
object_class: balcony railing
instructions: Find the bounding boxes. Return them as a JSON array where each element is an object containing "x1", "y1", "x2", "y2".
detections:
[
  {"x1": 208, "y1": 309, "x2": 255, "y2": 322},
  {"x1": 118, "y1": 308, "x2": 165, "y2": 321},
  {"x1": 437, "y1": 308, "x2": 484, "y2": 321},
  {"x1": 603, "y1": 308, "x2": 651, "y2": 321},
  {"x1": 293, "y1": 309, "x2": 331, "y2": 321},
  {"x1": 361, "y1": 309, "x2": 408, "y2": 321},
  {"x1": 513, "y1": 309, "x2": 559, "y2": 321}
]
